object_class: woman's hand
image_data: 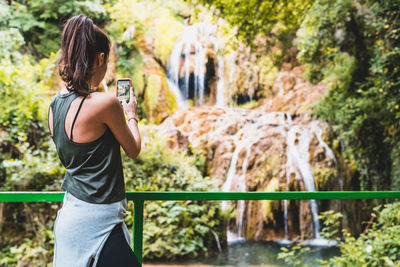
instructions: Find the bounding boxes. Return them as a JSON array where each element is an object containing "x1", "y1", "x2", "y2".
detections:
[
  {"x1": 102, "y1": 86, "x2": 141, "y2": 159},
  {"x1": 122, "y1": 87, "x2": 137, "y2": 119}
]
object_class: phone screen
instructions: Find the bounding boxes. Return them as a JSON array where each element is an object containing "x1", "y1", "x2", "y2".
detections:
[{"x1": 117, "y1": 79, "x2": 130, "y2": 103}]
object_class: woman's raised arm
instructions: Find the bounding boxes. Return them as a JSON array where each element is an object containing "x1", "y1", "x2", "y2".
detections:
[{"x1": 101, "y1": 88, "x2": 141, "y2": 159}]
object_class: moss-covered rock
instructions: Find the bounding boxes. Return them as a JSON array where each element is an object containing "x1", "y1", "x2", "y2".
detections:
[
  {"x1": 313, "y1": 166, "x2": 338, "y2": 191},
  {"x1": 262, "y1": 177, "x2": 280, "y2": 224},
  {"x1": 144, "y1": 71, "x2": 178, "y2": 124}
]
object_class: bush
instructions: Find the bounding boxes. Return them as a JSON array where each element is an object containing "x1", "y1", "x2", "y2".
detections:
[
  {"x1": 122, "y1": 126, "x2": 226, "y2": 260},
  {"x1": 323, "y1": 202, "x2": 400, "y2": 266},
  {"x1": 297, "y1": 0, "x2": 400, "y2": 190},
  {"x1": 279, "y1": 203, "x2": 400, "y2": 266}
]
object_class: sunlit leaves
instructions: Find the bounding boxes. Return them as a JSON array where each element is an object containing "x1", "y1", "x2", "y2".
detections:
[
  {"x1": 192, "y1": 0, "x2": 315, "y2": 46},
  {"x1": 298, "y1": 0, "x2": 400, "y2": 190}
]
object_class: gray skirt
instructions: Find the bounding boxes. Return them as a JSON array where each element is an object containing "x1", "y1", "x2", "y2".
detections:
[{"x1": 53, "y1": 191, "x2": 131, "y2": 267}]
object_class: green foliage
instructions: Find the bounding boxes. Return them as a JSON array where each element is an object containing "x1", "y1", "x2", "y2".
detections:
[
  {"x1": 0, "y1": 202, "x2": 59, "y2": 267},
  {"x1": 1, "y1": 0, "x2": 107, "y2": 58},
  {"x1": 280, "y1": 204, "x2": 400, "y2": 266},
  {"x1": 121, "y1": 126, "x2": 226, "y2": 260},
  {"x1": 191, "y1": 0, "x2": 314, "y2": 68},
  {"x1": 319, "y1": 210, "x2": 343, "y2": 242},
  {"x1": 0, "y1": 29, "x2": 25, "y2": 63},
  {"x1": 1, "y1": 141, "x2": 64, "y2": 191},
  {"x1": 278, "y1": 243, "x2": 311, "y2": 267},
  {"x1": 106, "y1": 0, "x2": 183, "y2": 121},
  {"x1": 192, "y1": 0, "x2": 314, "y2": 46},
  {"x1": 0, "y1": 33, "x2": 64, "y2": 265},
  {"x1": 106, "y1": 0, "x2": 184, "y2": 66},
  {"x1": 298, "y1": 0, "x2": 400, "y2": 190},
  {"x1": 0, "y1": 58, "x2": 46, "y2": 146},
  {"x1": 322, "y1": 203, "x2": 400, "y2": 266}
]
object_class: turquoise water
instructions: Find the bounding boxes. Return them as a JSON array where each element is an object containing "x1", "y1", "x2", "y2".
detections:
[{"x1": 148, "y1": 241, "x2": 340, "y2": 266}]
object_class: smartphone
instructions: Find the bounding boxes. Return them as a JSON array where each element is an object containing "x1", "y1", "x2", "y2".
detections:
[{"x1": 116, "y1": 78, "x2": 131, "y2": 104}]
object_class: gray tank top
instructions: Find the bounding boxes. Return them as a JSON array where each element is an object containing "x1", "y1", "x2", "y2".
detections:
[{"x1": 50, "y1": 91, "x2": 125, "y2": 204}]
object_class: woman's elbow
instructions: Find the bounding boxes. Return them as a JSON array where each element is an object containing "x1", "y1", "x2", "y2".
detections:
[{"x1": 126, "y1": 146, "x2": 141, "y2": 159}]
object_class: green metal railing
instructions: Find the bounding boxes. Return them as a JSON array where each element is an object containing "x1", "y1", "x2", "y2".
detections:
[{"x1": 1, "y1": 191, "x2": 400, "y2": 265}]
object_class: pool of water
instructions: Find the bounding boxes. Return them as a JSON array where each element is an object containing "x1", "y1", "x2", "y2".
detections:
[{"x1": 144, "y1": 241, "x2": 341, "y2": 267}]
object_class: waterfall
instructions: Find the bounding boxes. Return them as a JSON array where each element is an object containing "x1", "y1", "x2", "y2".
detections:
[
  {"x1": 218, "y1": 110, "x2": 340, "y2": 241},
  {"x1": 222, "y1": 112, "x2": 294, "y2": 242},
  {"x1": 310, "y1": 121, "x2": 343, "y2": 190},
  {"x1": 167, "y1": 22, "x2": 226, "y2": 107},
  {"x1": 286, "y1": 126, "x2": 321, "y2": 239},
  {"x1": 166, "y1": 78, "x2": 188, "y2": 109},
  {"x1": 215, "y1": 50, "x2": 225, "y2": 107},
  {"x1": 228, "y1": 52, "x2": 237, "y2": 107},
  {"x1": 283, "y1": 113, "x2": 292, "y2": 241},
  {"x1": 221, "y1": 127, "x2": 248, "y2": 243}
]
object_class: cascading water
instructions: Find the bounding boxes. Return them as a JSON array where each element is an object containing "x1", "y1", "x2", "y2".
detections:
[
  {"x1": 219, "y1": 110, "x2": 339, "y2": 242},
  {"x1": 215, "y1": 50, "x2": 225, "y2": 107},
  {"x1": 310, "y1": 121, "x2": 343, "y2": 191},
  {"x1": 165, "y1": 18, "x2": 339, "y2": 245},
  {"x1": 166, "y1": 78, "x2": 188, "y2": 109},
  {"x1": 284, "y1": 122, "x2": 341, "y2": 240},
  {"x1": 283, "y1": 113, "x2": 293, "y2": 242},
  {"x1": 227, "y1": 52, "x2": 237, "y2": 108},
  {"x1": 167, "y1": 22, "x2": 225, "y2": 107},
  {"x1": 222, "y1": 112, "x2": 298, "y2": 242},
  {"x1": 286, "y1": 126, "x2": 321, "y2": 239}
]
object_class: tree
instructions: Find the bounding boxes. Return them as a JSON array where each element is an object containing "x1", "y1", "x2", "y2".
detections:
[
  {"x1": 191, "y1": 0, "x2": 315, "y2": 66},
  {"x1": 298, "y1": 0, "x2": 400, "y2": 190}
]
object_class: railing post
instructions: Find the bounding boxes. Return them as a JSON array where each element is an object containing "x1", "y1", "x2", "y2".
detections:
[{"x1": 133, "y1": 199, "x2": 144, "y2": 265}]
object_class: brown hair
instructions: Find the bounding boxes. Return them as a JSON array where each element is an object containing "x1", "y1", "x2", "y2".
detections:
[{"x1": 58, "y1": 15, "x2": 110, "y2": 96}]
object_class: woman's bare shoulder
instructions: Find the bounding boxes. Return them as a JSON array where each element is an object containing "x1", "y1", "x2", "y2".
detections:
[{"x1": 89, "y1": 92, "x2": 119, "y2": 107}]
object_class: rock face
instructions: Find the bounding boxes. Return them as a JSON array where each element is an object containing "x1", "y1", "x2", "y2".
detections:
[
  {"x1": 158, "y1": 107, "x2": 360, "y2": 241},
  {"x1": 263, "y1": 66, "x2": 326, "y2": 114}
]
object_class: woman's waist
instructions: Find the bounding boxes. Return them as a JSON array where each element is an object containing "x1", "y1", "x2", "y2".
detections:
[{"x1": 62, "y1": 191, "x2": 127, "y2": 216}]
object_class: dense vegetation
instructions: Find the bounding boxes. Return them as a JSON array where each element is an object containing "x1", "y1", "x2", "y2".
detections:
[
  {"x1": 279, "y1": 203, "x2": 400, "y2": 266},
  {"x1": 193, "y1": 0, "x2": 400, "y2": 265},
  {"x1": 192, "y1": 0, "x2": 314, "y2": 66},
  {"x1": 298, "y1": 0, "x2": 400, "y2": 191},
  {"x1": 0, "y1": 0, "x2": 224, "y2": 264},
  {"x1": 1, "y1": 0, "x2": 400, "y2": 265},
  {"x1": 198, "y1": 0, "x2": 400, "y2": 191}
]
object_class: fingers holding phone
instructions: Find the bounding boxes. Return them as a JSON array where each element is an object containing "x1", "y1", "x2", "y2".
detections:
[
  {"x1": 122, "y1": 86, "x2": 137, "y2": 117},
  {"x1": 117, "y1": 78, "x2": 137, "y2": 118}
]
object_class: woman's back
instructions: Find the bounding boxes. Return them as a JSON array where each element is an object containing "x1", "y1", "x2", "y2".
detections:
[{"x1": 50, "y1": 90, "x2": 125, "y2": 204}]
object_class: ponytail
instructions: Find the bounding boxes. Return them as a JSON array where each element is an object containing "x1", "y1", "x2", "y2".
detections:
[{"x1": 58, "y1": 15, "x2": 110, "y2": 96}]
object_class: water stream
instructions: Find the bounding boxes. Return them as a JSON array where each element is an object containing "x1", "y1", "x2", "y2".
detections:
[
  {"x1": 286, "y1": 125, "x2": 321, "y2": 239},
  {"x1": 165, "y1": 19, "x2": 341, "y2": 250},
  {"x1": 167, "y1": 22, "x2": 225, "y2": 107},
  {"x1": 219, "y1": 111, "x2": 340, "y2": 242}
]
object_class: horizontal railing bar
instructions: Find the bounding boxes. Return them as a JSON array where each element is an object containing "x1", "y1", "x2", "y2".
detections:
[
  {"x1": 1, "y1": 191, "x2": 400, "y2": 202},
  {"x1": 0, "y1": 192, "x2": 64, "y2": 202},
  {"x1": 126, "y1": 191, "x2": 400, "y2": 200}
]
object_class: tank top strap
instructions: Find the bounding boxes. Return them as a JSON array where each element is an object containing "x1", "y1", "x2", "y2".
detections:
[
  {"x1": 70, "y1": 95, "x2": 87, "y2": 141},
  {"x1": 50, "y1": 92, "x2": 77, "y2": 139}
]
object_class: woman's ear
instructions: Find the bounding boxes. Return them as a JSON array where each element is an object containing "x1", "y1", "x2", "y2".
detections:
[{"x1": 97, "y1": 52, "x2": 105, "y2": 66}]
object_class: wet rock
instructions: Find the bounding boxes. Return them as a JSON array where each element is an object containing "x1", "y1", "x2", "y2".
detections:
[{"x1": 158, "y1": 107, "x2": 349, "y2": 241}]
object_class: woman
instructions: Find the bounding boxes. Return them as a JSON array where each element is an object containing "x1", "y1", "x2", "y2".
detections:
[{"x1": 48, "y1": 15, "x2": 141, "y2": 267}]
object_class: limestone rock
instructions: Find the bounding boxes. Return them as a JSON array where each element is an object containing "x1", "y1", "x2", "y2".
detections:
[
  {"x1": 158, "y1": 107, "x2": 348, "y2": 241},
  {"x1": 263, "y1": 66, "x2": 325, "y2": 113}
]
